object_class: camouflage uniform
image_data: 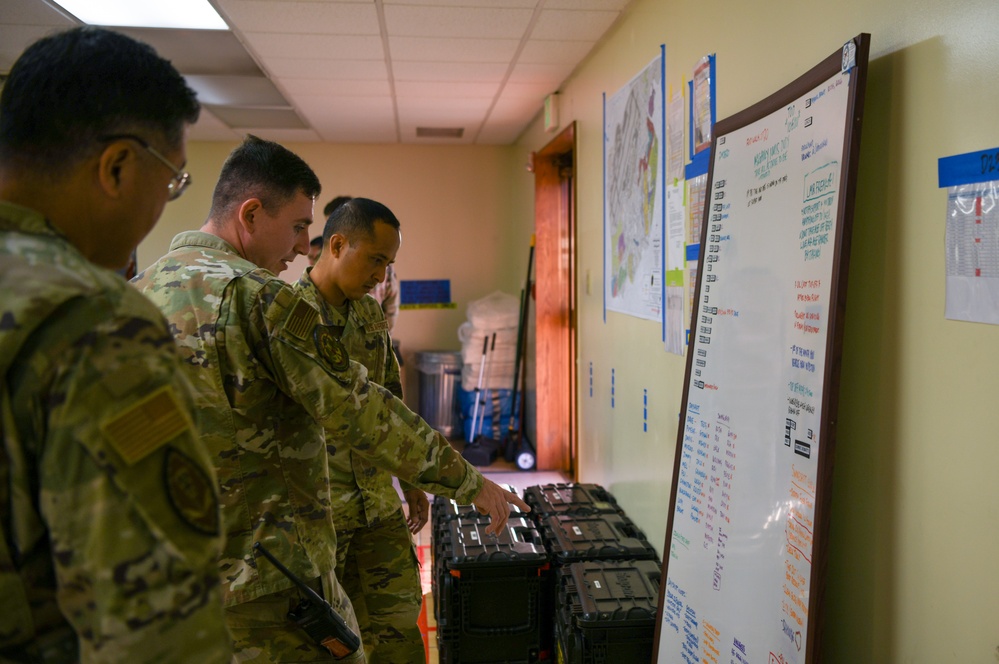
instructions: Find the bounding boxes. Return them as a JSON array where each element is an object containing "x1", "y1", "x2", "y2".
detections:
[
  {"x1": 296, "y1": 270, "x2": 425, "y2": 663},
  {"x1": 367, "y1": 265, "x2": 399, "y2": 332},
  {"x1": 0, "y1": 202, "x2": 231, "y2": 662},
  {"x1": 134, "y1": 231, "x2": 484, "y2": 662}
]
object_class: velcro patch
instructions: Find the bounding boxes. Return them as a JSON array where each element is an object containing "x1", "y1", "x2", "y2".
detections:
[
  {"x1": 101, "y1": 386, "x2": 191, "y2": 465},
  {"x1": 314, "y1": 325, "x2": 350, "y2": 372},
  {"x1": 164, "y1": 447, "x2": 220, "y2": 536},
  {"x1": 285, "y1": 299, "x2": 318, "y2": 340},
  {"x1": 365, "y1": 320, "x2": 390, "y2": 334}
]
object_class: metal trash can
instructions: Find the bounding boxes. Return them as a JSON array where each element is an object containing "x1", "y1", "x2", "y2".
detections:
[{"x1": 415, "y1": 351, "x2": 462, "y2": 438}]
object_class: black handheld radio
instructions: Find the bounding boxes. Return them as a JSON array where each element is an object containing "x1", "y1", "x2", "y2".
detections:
[{"x1": 253, "y1": 541, "x2": 361, "y2": 659}]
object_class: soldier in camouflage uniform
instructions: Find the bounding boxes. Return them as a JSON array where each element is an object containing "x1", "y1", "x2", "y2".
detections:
[
  {"x1": 321, "y1": 197, "x2": 400, "y2": 332},
  {"x1": 133, "y1": 136, "x2": 529, "y2": 663},
  {"x1": 0, "y1": 28, "x2": 232, "y2": 662},
  {"x1": 297, "y1": 198, "x2": 427, "y2": 662}
]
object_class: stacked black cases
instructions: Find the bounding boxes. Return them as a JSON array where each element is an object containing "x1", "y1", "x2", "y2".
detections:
[
  {"x1": 523, "y1": 483, "x2": 621, "y2": 518},
  {"x1": 430, "y1": 483, "x2": 526, "y2": 611},
  {"x1": 435, "y1": 516, "x2": 551, "y2": 663},
  {"x1": 540, "y1": 512, "x2": 660, "y2": 569},
  {"x1": 554, "y1": 560, "x2": 661, "y2": 664}
]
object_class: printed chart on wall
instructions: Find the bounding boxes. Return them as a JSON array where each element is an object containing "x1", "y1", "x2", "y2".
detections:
[
  {"x1": 653, "y1": 35, "x2": 870, "y2": 664},
  {"x1": 604, "y1": 48, "x2": 665, "y2": 321}
]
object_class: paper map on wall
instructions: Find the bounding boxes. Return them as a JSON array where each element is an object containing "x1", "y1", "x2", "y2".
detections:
[{"x1": 604, "y1": 51, "x2": 664, "y2": 322}]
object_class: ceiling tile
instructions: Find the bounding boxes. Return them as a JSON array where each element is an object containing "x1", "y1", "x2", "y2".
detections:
[
  {"x1": 384, "y1": 5, "x2": 534, "y2": 39},
  {"x1": 247, "y1": 32, "x2": 384, "y2": 59},
  {"x1": 397, "y1": 108, "x2": 484, "y2": 128},
  {"x1": 0, "y1": 0, "x2": 76, "y2": 25},
  {"x1": 297, "y1": 95, "x2": 396, "y2": 119},
  {"x1": 398, "y1": 95, "x2": 491, "y2": 113},
  {"x1": 208, "y1": 106, "x2": 309, "y2": 129},
  {"x1": 319, "y1": 125, "x2": 399, "y2": 143},
  {"x1": 544, "y1": 0, "x2": 632, "y2": 9},
  {"x1": 282, "y1": 78, "x2": 391, "y2": 97},
  {"x1": 264, "y1": 57, "x2": 388, "y2": 80},
  {"x1": 389, "y1": 36, "x2": 518, "y2": 63},
  {"x1": 394, "y1": 80, "x2": 500, "y2": 98},
  {"x1": 186, "y1": 75, "x2": 289, "y2": 106},
  {"x1": 501, "y1": 80, "x2": 560, "y2": 100},
  {"x1": 393, "y1": 61, "x2": 508, "y2": 82},
  {"x1": 489, "y1": 94, "x2": 542, "y2": 120},
  {"x1": 531, "y1": 9, "x2": 619, "y2": 41},
  {"x1": 115, "y1": 28, "x2": 263, "y2": 76},
  {"x1": 215, "y1": 0, "x2": 379, "y2": 35},
  {"x1": 188, "y1": 107, "x2": 241, "y2": 141},
  {"x1": 299, "y1": 99, "x2": 398, "y2": 143},
  {"x1": 519, "y1": 39, "x2": 595, "y2": 65},
  {"x1": 508, "y1": 62, "x2": 575, "y2": 85},
  {"x1": 386, "y1": 0, "x2": 536, "y2": 7},
  {"x1": 297, "y1": 97, "x2": 395, "y2": 130}
]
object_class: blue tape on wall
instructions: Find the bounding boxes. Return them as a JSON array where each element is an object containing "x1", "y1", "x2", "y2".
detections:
[
  {"x1": 938, "y1": 147, "x2": 999, "y2": 187},
  {"x1": 685, "y1": 149, "x2": 710, "y2": 180},
  {"x1": 687, "y1": 243, "x2": 700, "y2": 262}
]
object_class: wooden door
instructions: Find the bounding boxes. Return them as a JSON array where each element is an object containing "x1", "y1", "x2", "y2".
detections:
[{"x1": 533, "y1": 123, "x2": 576, "y2": 473}]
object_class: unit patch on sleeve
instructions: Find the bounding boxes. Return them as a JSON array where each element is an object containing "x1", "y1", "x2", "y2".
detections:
[
  {"x1": 314, "y1": 324, "x2": 350, "y2": 372},
  {"x1": 163, "y1": 447, "x2": 220, "y2": 536},
  {"x1": 101, "y1": 386, "x2": 191, "y2": 465}
]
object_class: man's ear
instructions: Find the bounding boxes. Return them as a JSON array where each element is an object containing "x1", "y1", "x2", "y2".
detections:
[
  {"x1": 328, "y1": 233, "x2": 348, "y2": 257},
  {"x1": 96, "y1": 141, "x2": 133, "y2": 199},
  {"x1": 237, "y1": 198, "x2": 263, "y2": 233}
]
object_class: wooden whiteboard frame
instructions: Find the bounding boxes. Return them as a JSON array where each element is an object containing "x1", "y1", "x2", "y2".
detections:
[{"x1": 652, "y1": 34, "x2": 870, "y2": 663}]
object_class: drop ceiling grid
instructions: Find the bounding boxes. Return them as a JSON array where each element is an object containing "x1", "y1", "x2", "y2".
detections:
[{"x1": 1, "y1": 0, "x2": 634, "y2": 144}]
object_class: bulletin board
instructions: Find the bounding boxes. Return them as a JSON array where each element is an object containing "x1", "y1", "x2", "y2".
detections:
[{"x1": 652, "y1": 34, "x2": 870, "y2": 664}]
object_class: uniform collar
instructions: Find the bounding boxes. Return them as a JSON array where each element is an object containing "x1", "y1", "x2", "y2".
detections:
[
  {"x1": 169, "y1": 230, "x2": 240, "y2": 256},
  {"x1": 0, "y1": 200, "x2": 66, "y2": 239}
]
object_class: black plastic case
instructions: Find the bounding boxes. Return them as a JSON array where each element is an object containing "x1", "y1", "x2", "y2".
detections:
[
  {"x1": 554, "y1": 559, "x2": 661, "y2": 664},
  {"x1": 435, "y1": 516, "x2": 552, "y2": 663}
]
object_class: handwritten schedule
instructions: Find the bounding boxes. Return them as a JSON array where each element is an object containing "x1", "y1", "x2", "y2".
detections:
[{"x1": 656, "y1": 36, "x2": 869, "y2": 664}]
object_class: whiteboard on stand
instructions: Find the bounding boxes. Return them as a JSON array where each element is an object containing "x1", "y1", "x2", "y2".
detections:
[{"x1": 652, "y1": 34, "x2": 870, "y2": 664}]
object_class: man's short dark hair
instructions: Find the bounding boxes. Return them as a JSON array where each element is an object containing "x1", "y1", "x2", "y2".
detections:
[
  {"x1": 209, "y1": 135, "x2": 322, "y2": 220},
  {"x1": 0, "y1": 27, "x2": 199, "y2": 175},
  {"x1": 323, "y1": 197, "x2": 400, "y2": 246},
  {"x1": 323, "y1": 196, "x2": 353, "y2": 218},
  {"x1": 310, "y1": 236, "x2": 324, "y2": 249}
]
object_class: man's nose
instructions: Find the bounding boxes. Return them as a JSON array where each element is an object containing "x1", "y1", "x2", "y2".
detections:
[{"x1": 294, "y1": 229, "x2": 310, "y2": 256}]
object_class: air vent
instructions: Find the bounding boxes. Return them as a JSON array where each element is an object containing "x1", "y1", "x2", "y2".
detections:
[{"x1": 416, "y1": 127, "x2": 464, "y2": 139}]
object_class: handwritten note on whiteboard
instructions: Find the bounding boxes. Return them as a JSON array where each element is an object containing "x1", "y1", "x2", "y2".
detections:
[{"x1": 655, "y1": 35, "x2": 869, "y2": 664}]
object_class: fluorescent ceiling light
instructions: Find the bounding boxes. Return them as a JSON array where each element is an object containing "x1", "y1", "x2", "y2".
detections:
[{"x1": 52, "y1": 0, "x2": 228, "y2": 30}]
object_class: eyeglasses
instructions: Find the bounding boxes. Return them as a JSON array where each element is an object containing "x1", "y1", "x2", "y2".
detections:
[{"x1": 101, "y1": 134, "x2": 191, "y2": 201}]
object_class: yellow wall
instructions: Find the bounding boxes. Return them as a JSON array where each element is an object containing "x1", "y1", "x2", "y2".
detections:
[
  {"x1": 511, "y1": 0, "x2": 999, "y2": 661},
  {"x1": 140, "y1": 141, "x2": 527, "y2": 405}
]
